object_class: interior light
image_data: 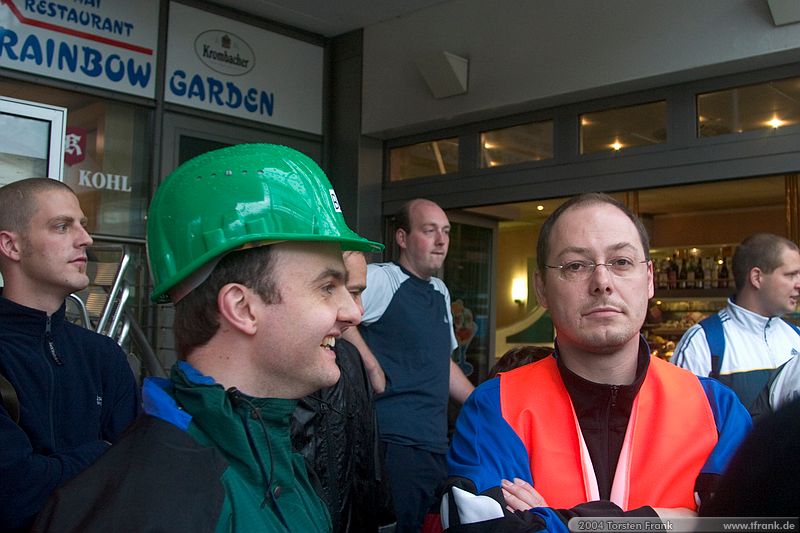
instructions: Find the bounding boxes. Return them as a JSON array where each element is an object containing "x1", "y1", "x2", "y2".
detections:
[
  {"x1": 581, "y1": 117, "x2": 591, "y2": 126},
  {"x1": 536, "y1": 205, "x2": 544, "y2": 211},
  {"x1": 483, "y1": 141, "x2": 497, "y2": 149},
  {"x1": 611, "y1": 140, "x2": 623, "y2": 151},
  {"x1": 767, "y1": 117, "x2": 785, "y2": 128},
  {"x1": 512, "y1": 277, "x2": 527, "y2": 305}
]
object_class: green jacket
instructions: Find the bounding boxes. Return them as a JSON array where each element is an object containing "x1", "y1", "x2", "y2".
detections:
[{"x1": 32, "y1": 362, "x2": 332, "y2": 533}]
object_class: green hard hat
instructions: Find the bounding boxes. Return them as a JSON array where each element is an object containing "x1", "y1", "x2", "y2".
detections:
[{"x1": 147, "y1": 143, "x2": 383, "y2": 303}]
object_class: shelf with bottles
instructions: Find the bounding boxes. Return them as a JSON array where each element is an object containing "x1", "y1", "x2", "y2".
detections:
[
  {"x1": 650, "y1": 244, "x2": 736, "y2": 295},
  {"x1": 644, "y1": 245, "x2": 734, "y2": 361},
  {"x1": 644, "y1": 293, "x2": 728, "y2": 360}
]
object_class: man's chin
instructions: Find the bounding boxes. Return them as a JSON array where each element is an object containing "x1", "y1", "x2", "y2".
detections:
[
  {"x1": 579, "y1": 331, "x2": 639, "y2": 355},
  {"x1": 64, "y1": 276, "x2": 90, "y2": 294},
  {"x1": 321, "y1": 367, "x2": 341, "y2": 388}
]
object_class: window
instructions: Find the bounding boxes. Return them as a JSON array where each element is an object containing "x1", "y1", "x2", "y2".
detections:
[
  {"x1": 580, "y1": 101, "x2": 667, "y2": 154},
  {"x1": 480, "y1": 121, "x2": 553, "y2": 168},
  {"x1": 0, "y1": 81, "x2": 152, "y2": 238},
  {"x1": 697, "y1": 76, "x2": 800, "y2": 137},
  {"x1": 389, "y1": 137, "x2": 458, "y2": 181}
]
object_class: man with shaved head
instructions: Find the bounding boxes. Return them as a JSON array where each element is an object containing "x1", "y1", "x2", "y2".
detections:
[{"x1": 0, "y1": 178, "x2": 138, "y2": 531}]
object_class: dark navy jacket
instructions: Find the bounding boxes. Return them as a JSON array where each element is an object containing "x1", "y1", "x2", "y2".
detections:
[{"x1": 0, "y1": 295, "x2": 139, "y2": 531}]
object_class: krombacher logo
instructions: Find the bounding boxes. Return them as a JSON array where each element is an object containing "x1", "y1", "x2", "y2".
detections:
[{"x1": 194, "y1": 30, "x2": 256, "y2": 76}]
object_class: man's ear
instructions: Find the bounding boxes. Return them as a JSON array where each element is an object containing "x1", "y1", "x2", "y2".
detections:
[
  {"x1": 749, "y1": 267, "x2": 763, "y2": 290},
  {"x1": 0, "y1": 231, "x2": 22, "y2": 262},
  {"x1": 534, "y1": 271, "x2": 549, "y2": 310},
  {"x1": 217, "y1": 283, "x2": 258, "y2": 336},
  {"x1": 395, "y1": 227, "x2": 407, "y2": 250}
]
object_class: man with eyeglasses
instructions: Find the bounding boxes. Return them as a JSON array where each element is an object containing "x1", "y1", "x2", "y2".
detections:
[{"x1": 441, "y1": 193, "x2": 751, "y2": 532}]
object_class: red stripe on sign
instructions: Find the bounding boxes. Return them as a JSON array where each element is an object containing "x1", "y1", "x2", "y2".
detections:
[{"x1": 1, "y1": 0, "x2": 153, "y2": 56}]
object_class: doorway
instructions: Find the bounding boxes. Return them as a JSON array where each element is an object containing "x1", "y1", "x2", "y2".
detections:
[{"x1": 161, "y1": 112, "x2": 321, "y2": 179}]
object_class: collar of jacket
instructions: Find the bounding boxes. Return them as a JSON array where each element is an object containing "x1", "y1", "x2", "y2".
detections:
[
  {"x1": 554, "y1": 336, "x2": 651, "y2": 421},
  {"x1": 148, "y1": 362, "x2": 301, "y2": 492},
  {"x1": 0, "y1": 294, "x2": 66, "y2": 336}
]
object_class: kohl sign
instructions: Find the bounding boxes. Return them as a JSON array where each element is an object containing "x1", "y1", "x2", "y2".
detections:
[
  {"x1": 65, "y1": 126, "x2": 132, "y2": 192},
  {"x1": 165, "y1": 2, "x2": 323, "y2": 134},
  {"x1": 0, "y1": 0, "x2": 158, "y2": 98}
]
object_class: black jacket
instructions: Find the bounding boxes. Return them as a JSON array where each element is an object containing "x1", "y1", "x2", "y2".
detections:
[
  {"x1": 291, "y1": 339, "x2": 385, "y2": 533},
  {"x1": 0, "y1": 296, "x2": 139, "y2": 531}
]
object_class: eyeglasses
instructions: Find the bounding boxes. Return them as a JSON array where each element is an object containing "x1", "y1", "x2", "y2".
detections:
[{"x1": 545, "y1": 258, "x2": 650, "y2": 282}]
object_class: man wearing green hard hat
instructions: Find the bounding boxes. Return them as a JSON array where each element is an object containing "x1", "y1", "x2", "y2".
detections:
[{"x1": 32, "y1": 144, "x2": 384, "y2": 532}]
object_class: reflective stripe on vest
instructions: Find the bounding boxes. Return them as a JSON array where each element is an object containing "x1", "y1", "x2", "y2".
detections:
[{"x1": 499, "y1": 356, "x2": 718, "y2": 510}]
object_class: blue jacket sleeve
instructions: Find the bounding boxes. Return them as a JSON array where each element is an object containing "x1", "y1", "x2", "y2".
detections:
[
  {"x1": 692, "y1": 376, "x2": 751, "y2": 506},
  {"x1": 447, "y1": 377, "x2": 532, "y2": 493},
  {"x1": 698, "y1": 376, "x2": 752, "y2": 475}
]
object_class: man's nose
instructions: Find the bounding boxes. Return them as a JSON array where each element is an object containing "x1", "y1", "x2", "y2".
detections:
[
  {"x1": 588, "y1": 263, "x2": 614, "y2": 293},
  {"x1": 338, "y1": 289, "x2": 362, "y2": 327},
  {"x1": 77, "y1": 226, "x2": 93, "y2": 247}
]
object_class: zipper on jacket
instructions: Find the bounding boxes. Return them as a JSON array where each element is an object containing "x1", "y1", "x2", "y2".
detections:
[
  {"x1": 609, "y1": 385, "x2": 619, "y2": 408},
  {"x1": 227, "y1": 387, "x2": 290, "y2": 529},
  {"x1": 43, "y1": 316, "x2": 59, "y2": 449},
  {"x1": 45, "y1": 317, "x2": 63, "y2": 365}
]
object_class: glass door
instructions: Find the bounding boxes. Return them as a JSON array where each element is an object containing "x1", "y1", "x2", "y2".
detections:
[
  {"x1": 0, "y1": 96, "x2": 67, "y2": 185},
  {"x1": 444, "y1": 213, "x2": 497, "y2": 385},
  {"x1": 161, "y1": 112, "x2": 321, "y2": 179}
]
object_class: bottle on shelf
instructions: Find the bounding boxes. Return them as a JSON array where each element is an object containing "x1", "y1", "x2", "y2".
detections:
[
  {"x1": 695, "y1": 257, "x2": 705, "y2": 289},
  {"x1": 710, "y1": 256, "x2": 719, "y2": 289},
  {"x1": 657, "y1": 258, "x2": 669, "y2": 290},
  {"x1": 678, "y1": 257, "x2": 687, "y2": 289},
  {"x1": 686, "y1": 256, "x2": 696, "y2": 288},
  {"x1": 668, "y1": 253, "x2": 678, "y2": 290},
  {"x1": 719, "y1": 257, "x2": 729, "y2": 289}
]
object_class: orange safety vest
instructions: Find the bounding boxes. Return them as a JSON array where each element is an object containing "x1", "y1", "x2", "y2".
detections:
[{"x1": 499, "y1": 356, "x2": 718, "y2": 511}]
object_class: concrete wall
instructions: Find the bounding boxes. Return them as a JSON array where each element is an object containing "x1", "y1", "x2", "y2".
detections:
[{"x1": 361, "y1": 0, "x2": 800, "y2": 137}]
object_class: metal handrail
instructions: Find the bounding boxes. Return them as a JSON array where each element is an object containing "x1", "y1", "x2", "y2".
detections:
[
  {"x1": 66, "y1": 293, "x2": 91, "y2": 327},
  {"x1": 124, "y1": 308, "x2": 166, "y2": 378},
  {"x1": 76, "y1": 243, "x2": 167, "y2": 378},
  {"x1": 116, "y1": 319, "x2": 131, "y2": 348},
  {"x1": 103, "y1": 284, "x2": 130, "y2": 340},
  {"x1": 95, "y1": 248, "x2": 131, "y2": 335}
]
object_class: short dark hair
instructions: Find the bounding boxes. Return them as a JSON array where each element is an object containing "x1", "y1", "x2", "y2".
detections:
[
  {"x1": 173, "y1": 245, "x2": 280, "y2": 357},
  {"x1": 488, "y1": 345, "x2": 553, "y2": 379},
  {"x1": 732, "y1": 233, "x2": 800, "y2": 290},
  {"x1": 536, "y1": 193, "x2": 650, "y2": 276},
  {"x1": 0, "y1": 178, "x2": 76, "y2": 234}
]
